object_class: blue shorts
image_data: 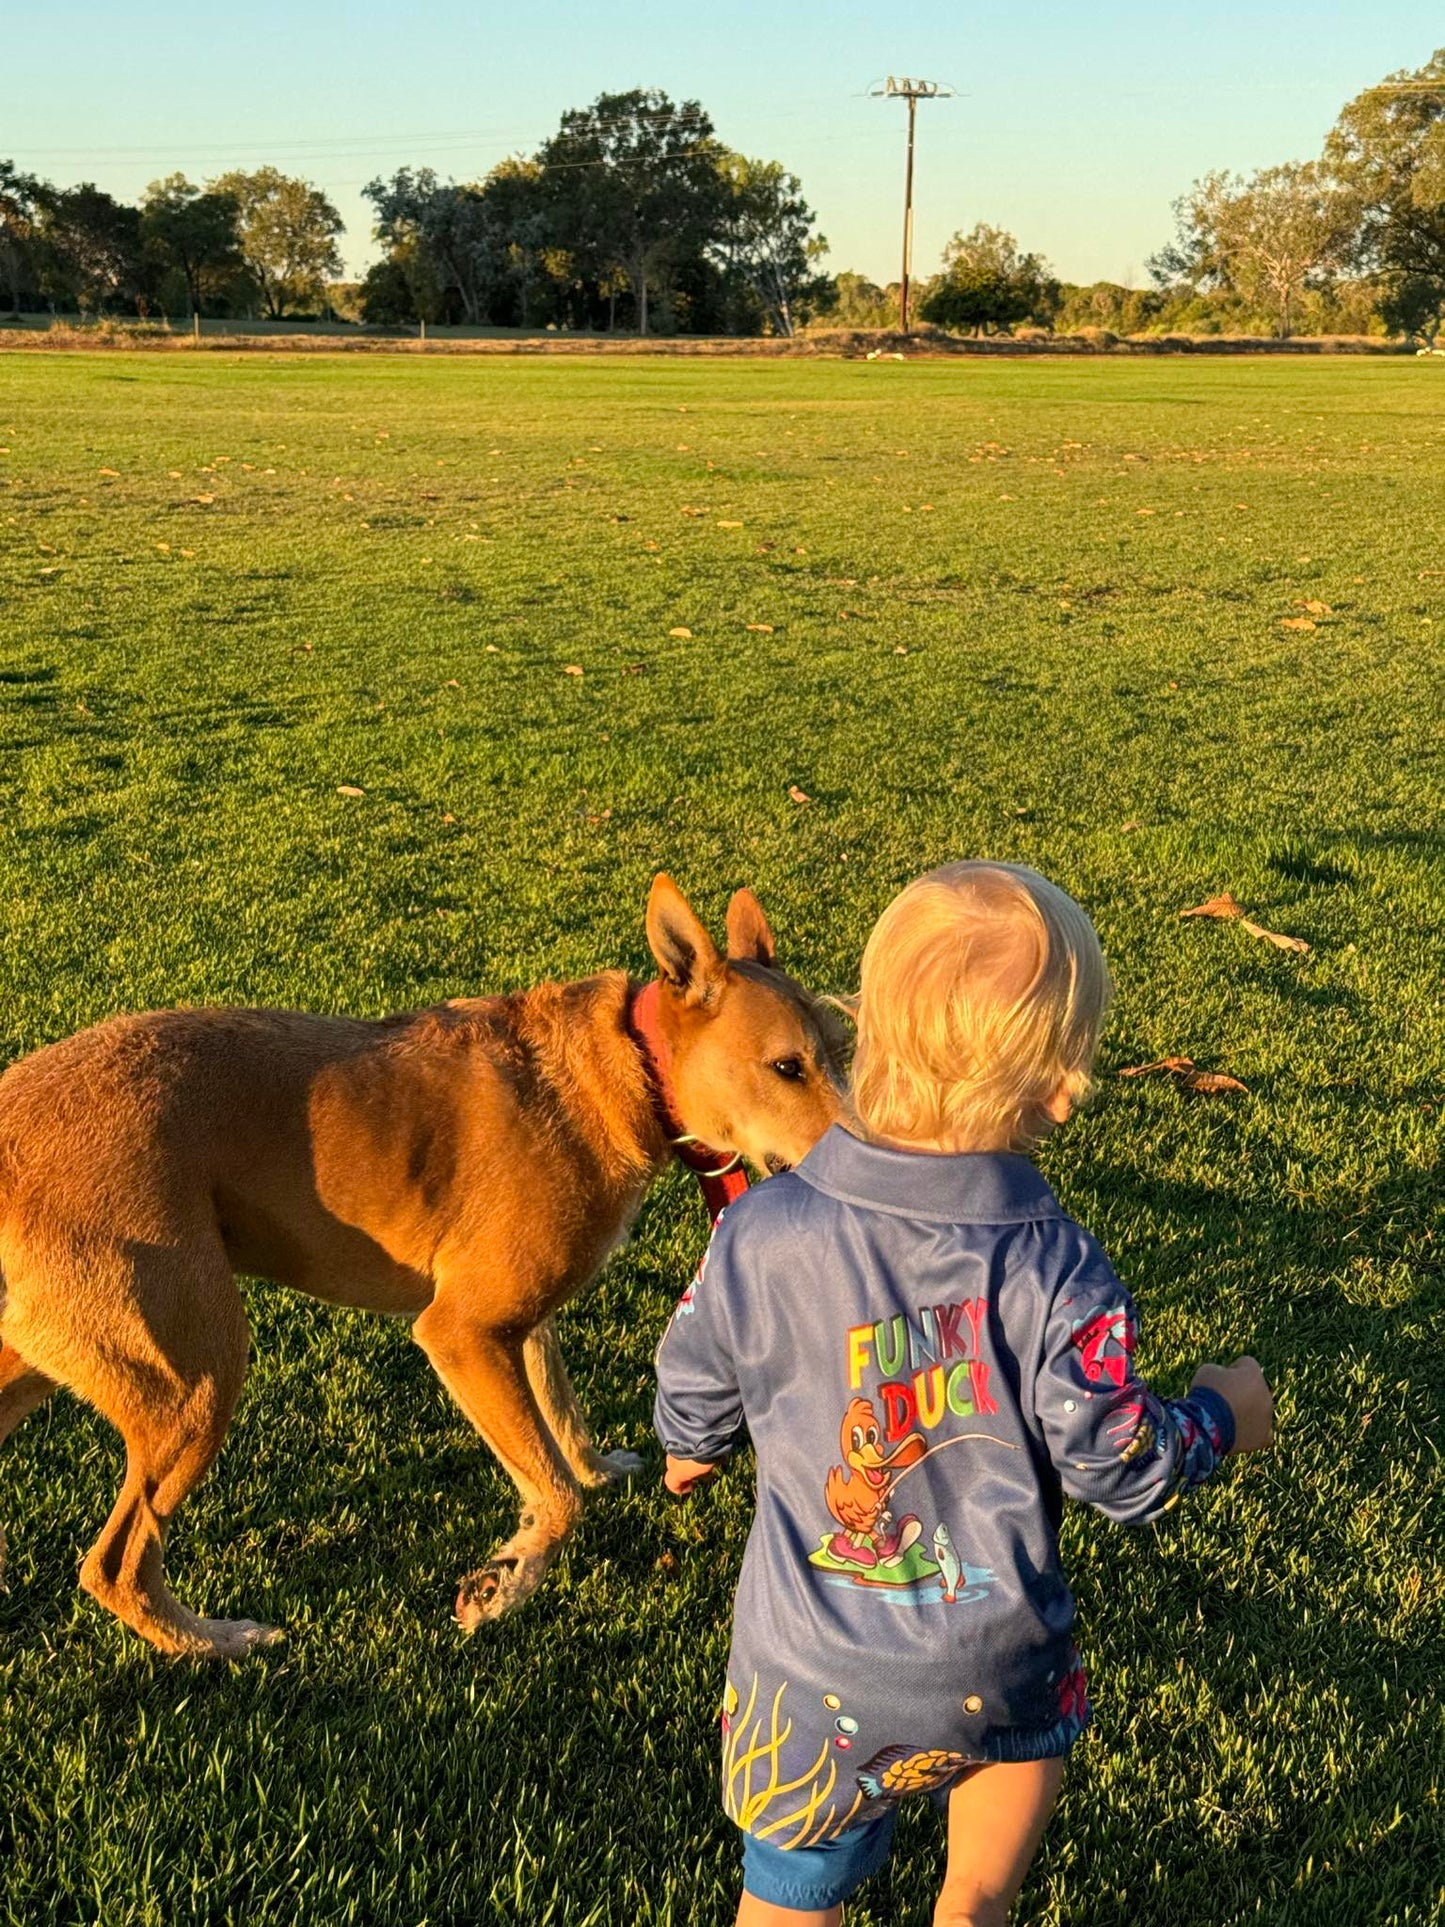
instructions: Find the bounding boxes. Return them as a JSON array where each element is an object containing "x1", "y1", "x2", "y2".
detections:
[{"x1": 741, "y1": 1810, "x2": 899, "y2": 1911}]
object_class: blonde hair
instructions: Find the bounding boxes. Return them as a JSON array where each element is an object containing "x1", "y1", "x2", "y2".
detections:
[{"x1": 849, "y1": 862, "x2": 1111, "y2": 1153}]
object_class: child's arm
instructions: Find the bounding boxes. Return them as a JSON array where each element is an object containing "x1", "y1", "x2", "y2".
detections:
[
  {"x1": 653, "y1": 1221, "x2": 748, "y2": 1495},
  {"x1": 1037, "y1": 1241, "x2": 1271, "y2": 1524}
]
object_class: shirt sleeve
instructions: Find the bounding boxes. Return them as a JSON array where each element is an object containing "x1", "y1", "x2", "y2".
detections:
[
  {"x1": 652, "y1": 1212, "x2": 749, "y2": 1463},
  {"x1": 1036, "y1": 1233, "x2": 1235, "y2": 1524}
]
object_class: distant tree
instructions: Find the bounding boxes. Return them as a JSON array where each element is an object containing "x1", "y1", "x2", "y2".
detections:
[
  {"x1": 209, "y1": 167, "x2": 343, "y2": 316},
  {"x1": 364, "y1": 168, "x2": 478, "y2": 323},
  {"x1": 919, "y1": 224, "x2": 1060, "y2": 334},
  {"x1": 536, "y1": 90, "x2": 723, "y2": 333},
  {"x1": 140, "y1": 174, "x2": 242, "y2": 317},
  {"x1": 36, "y1": 183, "x2": 145, "y2": 313},
  {"x1": 1327, "y1": 48, "x2": 1445, "y2": 343},
  {"x1": 0, "y1": 160, "x2": 49, "y2": 313},
  {"x1": 1150, "y1": 163, "x2": 1355, "y2": 339},
  {"x1": 818, "y1": 271, "x2": 894, "y2": 328},
  {"x1": 364, "y1": 161, "x2": 560, "y2": 327},
  {"x1": 357, "y1": 253, "x2": 421, "y2": 325},
  {"x1": 1053, "y1": 280, "x2": 1164, "y2": 336},
  {"x1": 710, "y1": 154, "x2": 827, "y2": 336},
  {"x1": 481, "y1": 157, "x2": 564, "y2": 326}
]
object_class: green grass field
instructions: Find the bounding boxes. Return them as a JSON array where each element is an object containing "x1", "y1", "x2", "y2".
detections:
[{"x1": 0, "y1": 351, "x2": 1442, "y2": 1926}]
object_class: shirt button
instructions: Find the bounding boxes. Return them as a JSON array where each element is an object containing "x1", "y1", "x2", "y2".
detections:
[{"x1": 963, "y1": 1694, "x2": 983, "y2": 1715}]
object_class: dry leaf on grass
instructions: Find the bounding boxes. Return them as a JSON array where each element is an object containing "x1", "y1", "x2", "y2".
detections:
[
  {"x1": 668, "y1": 626, "x2": 693, "y2": 639},
  {"x1": 1120, "y1": 1056, "x2": 1248, "y2": 1095},
  {"x1": 1297, "y1": 598, "x2": 1333, "y2": 616},
  {"x1": 717, "y1": 519, "x2": 742, "y2": 529},
  {"x1": 1179, "y1": 891, "x2": 1309, "y2": 952},
  {"x1": 98, "y1": 467, "x2": 119, "y2": 477},
  {"x1": 1180, "y1": 892, "x2": 1244, "y2": 920},
  {"x1": 563, "y1": 664, "x2": 584, "y2": 677},
  {"x1": 1280, "y1": 616, "x2": 1316, "y2": 632},
  {"x1": 337, "y1": 785, "x2": 365, "y2": 798},
  {"x1": 787, "y1": 785, "x2": 812, "y2": 806},
  {"x1": 745, "y1": 622, "x2": 774, "y2": 634}
]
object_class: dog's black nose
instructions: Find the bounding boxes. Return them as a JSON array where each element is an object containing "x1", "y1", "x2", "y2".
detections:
[{"x1": 764, "y1": 1154, "x2": 793, "y2": 1176}]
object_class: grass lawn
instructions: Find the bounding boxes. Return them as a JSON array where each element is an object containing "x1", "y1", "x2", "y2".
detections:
[{"x1": 0, "y1": 351, "x2": 1442, "y2": 1926}]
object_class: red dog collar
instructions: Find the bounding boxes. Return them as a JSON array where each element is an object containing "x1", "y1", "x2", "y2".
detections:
[{"x1": 627, "y1": 979, "x2": 751, "y2": 1227}]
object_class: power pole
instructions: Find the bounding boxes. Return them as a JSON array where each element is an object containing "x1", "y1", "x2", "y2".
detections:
[{"x1": 871, "y1": 78, "x2": 955, "y2": 334}]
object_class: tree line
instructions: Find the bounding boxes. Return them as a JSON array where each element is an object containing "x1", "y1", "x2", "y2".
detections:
[
  {"x1": 2, "y1": 51, "x2": 1441, "y2": 342},
  {"x1": 0, "y1": 90, "x2": 829, "y2": 337}
]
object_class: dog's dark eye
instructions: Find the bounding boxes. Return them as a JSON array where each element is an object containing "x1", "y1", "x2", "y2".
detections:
[{"x1": 771, "y1": 1056, "x2": 806, "y2": 1081}]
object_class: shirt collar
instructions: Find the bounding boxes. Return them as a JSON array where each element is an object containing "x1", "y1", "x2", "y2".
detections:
[{"x1": 795, "y1": 1125, "x2": 1062, "y2": 1223}]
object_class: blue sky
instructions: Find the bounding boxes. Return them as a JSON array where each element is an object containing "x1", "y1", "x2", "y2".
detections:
[{"x1": 7, "y1": 5, "x2": 1440, "y2": 286}]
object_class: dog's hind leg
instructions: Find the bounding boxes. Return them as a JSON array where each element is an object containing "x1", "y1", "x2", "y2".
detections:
[
  {"x1": 9, "y1": 1242, "x2": 278, "y2": 1659},
  {"x1": 0, "y1": 1341, "x2": 57, "y2": 1581},
  {"x1": 523, "y1": 1320, "x2": 643, "y2": 1489},
  {"x1": 413, "y1": 1295, "x2": 582, "y2": 1630}
]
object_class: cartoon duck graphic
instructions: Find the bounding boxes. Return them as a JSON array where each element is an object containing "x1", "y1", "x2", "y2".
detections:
[{"x1": 824, "y1": 1396, "x2": 927, "y2": 1569}]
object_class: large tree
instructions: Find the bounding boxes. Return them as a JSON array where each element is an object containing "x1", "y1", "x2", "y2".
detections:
[
  {"x1": 1327, "y1": 48, "x2": 1445, "y2": 343},
  {"x1": 0, "y1": 161, "x2": 48, "y2": 313},
  {"x1": 36, "y1": 183, "x2": 145, "y2": 314},
  {"x1": 364, "y1": 161, "x2": 557, "y2": 326},
  {"x1": 711, "y1": 154, "x2": 827, "y2": 336},
  {"x1": 536, "y1": 90, "x2": 722, "y2": 334},
  {"x1": 1151, "y1": 163, "x2": 1355, "y2": 338},
  {"x1": 140, "y1": 173, "x2": 242, "y2": 317},
  {"x1": 919, "y1": 224, "x2": 1060, "y2": 335},
  {"x1": 209, "y1": 167, "x2": 343, "y2": 316}
]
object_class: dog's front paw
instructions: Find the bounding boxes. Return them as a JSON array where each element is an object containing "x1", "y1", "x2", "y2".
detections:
[{"x1": 454, "y1": 1549, "x2": 547, "y2": 1630}]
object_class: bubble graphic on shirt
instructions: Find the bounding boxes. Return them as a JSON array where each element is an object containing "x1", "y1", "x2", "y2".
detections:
[
  {"x1": 835, "y1": 1716, "x2": 859, "y2": 1736},
  {"x1": 834, "y1": 1736, "x2": 852, "y2": 1750},
  {"x1": 822, "y1": 1693, "x2": 842, "y2": 1711}
]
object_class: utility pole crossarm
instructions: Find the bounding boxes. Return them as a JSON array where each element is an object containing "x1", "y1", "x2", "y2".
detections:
[{"x1": 870, "y1": 77, "x2": 955, "y2": 335}]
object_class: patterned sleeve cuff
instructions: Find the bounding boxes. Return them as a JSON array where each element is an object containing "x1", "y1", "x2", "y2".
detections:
[{"x1": 1188, "y1": 1384, "x2": 1236, "y2": 1458}]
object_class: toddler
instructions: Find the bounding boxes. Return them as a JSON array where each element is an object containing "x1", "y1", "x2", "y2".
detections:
[{"x1": 654, "y1": 861, "x2": 1272, "y2": 1926}]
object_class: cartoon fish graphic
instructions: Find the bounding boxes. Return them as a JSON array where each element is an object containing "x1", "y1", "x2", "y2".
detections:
[
  {"x1": 857, "y1": 1744, "x2": 971, "y2": 1801},
  {"x1": 932, "y1": 1522, "x2": 961, "y2": 1603}
]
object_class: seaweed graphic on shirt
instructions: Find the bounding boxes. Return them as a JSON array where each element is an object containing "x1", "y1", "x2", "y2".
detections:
[{"x1": 722, "y1": 1674, "x2": 866, "y2": 1847}]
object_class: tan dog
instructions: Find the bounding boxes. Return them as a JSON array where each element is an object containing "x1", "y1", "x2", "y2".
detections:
[{"x1": 0, "y1": 876, "x2": 844, "y2": 1658}]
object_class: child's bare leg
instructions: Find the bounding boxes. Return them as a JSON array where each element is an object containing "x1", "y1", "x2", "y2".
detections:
[
  {"x1": 737, "y1": 1899, "x2": 839, "y2": 1927},
  {"x1": 934, "y1": 1757, "x2": 1064, "y2": 1927}
]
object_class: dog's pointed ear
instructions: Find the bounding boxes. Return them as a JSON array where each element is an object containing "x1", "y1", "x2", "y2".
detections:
[
  {"x1": 725, "y1": 887, "x2": 776, "y2": 968},
  {"x1": 647, "y1": 874, "x2": 725, "y2": 1006}
]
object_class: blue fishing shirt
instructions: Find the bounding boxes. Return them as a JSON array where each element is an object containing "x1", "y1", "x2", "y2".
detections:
[{"x1": 653, "y1": 1125, "x2": 1235, "y2": 1847}]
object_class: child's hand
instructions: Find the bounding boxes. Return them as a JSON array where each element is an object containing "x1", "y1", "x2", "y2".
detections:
[
  {"x1": 665, "y1": 1454, "x2": 719, "y2": 1497},
  {"x1": 1190, "y1": 1357, "x2": 1274, "y2": 1453}
]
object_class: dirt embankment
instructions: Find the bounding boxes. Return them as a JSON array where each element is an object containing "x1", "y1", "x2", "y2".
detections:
[{"x1": 0, "y1": 317, "x2": 1410, "y2": 357}]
